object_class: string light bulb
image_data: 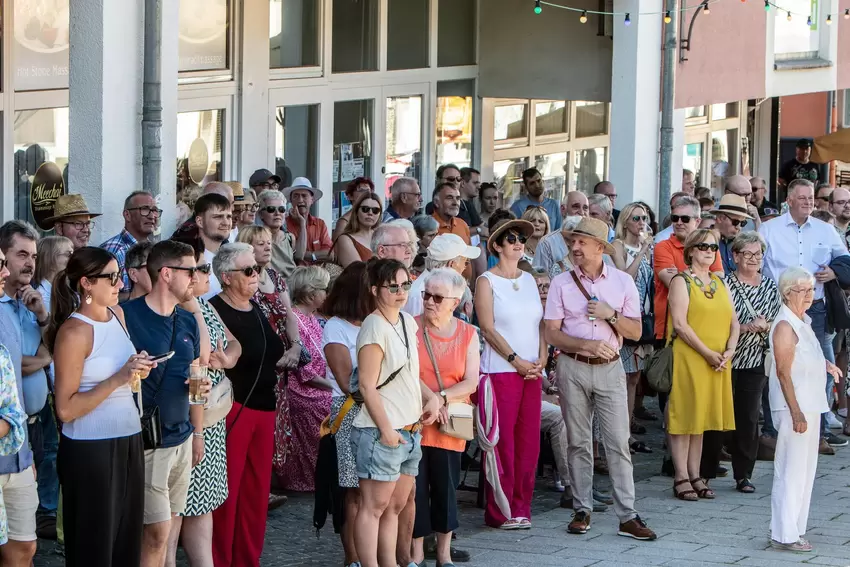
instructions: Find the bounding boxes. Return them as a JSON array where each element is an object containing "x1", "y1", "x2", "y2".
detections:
[
  {"x1": 764, "y1": 1, "x2": 770, "y2": 11},
  {"x1": 624, "y1": 12, "x2": 631, "y2": 26},
  {"x1": 664, "y1": 10, "x2": 672, "y2": 23},
  {"x1": 786, "y1": 11, "x2": 792, "y2": 21},
  {"x1": 826, "y1": 14, "x2": 832, "y2": 24},
  {"x1": 533, "y1": 0, "x2": 541, "y2": 14},
  {"x1": 703, "y1": 3, "x2": 710, "y2": 15},
  {"x1": 806, "y1": 15, "x2": 812, "y2": 26},
  {"x1": 845, "y1": 8, "x2": 849, "y2": 19},
  {"x1": 579, "y1": 10, "x2": 588, "y2": 23}
]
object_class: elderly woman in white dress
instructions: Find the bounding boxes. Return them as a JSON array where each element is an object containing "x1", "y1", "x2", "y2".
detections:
[{"x1": 769, "y1": 266, "x2": 842, "y2": 553}]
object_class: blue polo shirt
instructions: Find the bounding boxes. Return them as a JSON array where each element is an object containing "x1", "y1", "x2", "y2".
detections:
[
  {"x1": 0, "y1": 294, "x2": 48, "y2": 416},
  {"x1": 0, "y1": 302, "x2": 32, "y2": 475},
  {"x1": 510, "y1": 197, "x2": 562, "y2": 231},
  {"x1": 123, "y1": 298, "x2": 200, "y2": 449}
]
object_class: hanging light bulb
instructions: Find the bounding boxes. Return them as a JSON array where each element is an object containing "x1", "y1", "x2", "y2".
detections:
[
  {"x1": 703, "y1": 3, "x2": 710, "y2": 15},
  {"x1": 786, "y1": 11, "x2": 792, "y2": 21},
  {"x1": 845, "y1": 8, "x2": 849, "y2": 19},
  {"x1": 624, "y1": 12, "x2": 631, "y2": 26},
  {"x1": 764, "y1": 1, "x2": 770, "y2": 12},
  {"x1": 826, "y1": 14, "x2": 832, "y2": 24},
  {"x1": 534, "y1": 0, "x2": 542, "y2": 14},
  {"x1": 579, "y1": 10, "x2": 588, "y2": 23},
  {"x1": 806, "y1": 15, "x2": 812, "y2": 26},
  {"x1": 664, "y1": 10, "x2": 672, "y2": 23}
]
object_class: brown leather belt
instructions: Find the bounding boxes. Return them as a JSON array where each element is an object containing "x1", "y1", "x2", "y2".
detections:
[
  {"x1": 563, "y1": 352, "x2": 620, "y2": 366},
  {"x1": 402, "y1": 422, "x2": 422, "y2": 433}
]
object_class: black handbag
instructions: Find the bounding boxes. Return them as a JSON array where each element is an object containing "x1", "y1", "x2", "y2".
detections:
[
  {"x1": 141, "y1": 314, "x2": 178, "y2": 451},
  {"x1": 624, "y1": 273, "x2": 655, "y2": 347}
]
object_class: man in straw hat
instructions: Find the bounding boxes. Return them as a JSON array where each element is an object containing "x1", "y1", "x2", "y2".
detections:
[
  {"x1": 45, "y1": 194, "x2": 101, "y2": 250},
  {"x1": 711, "y1": 193, "x2": 753, "y2": 274},
  {"x1": 101, "y1": 191, "x2": 160, "y2": 291},
  {"x1": 284, "y1": 177, "x2": 332, "y2": 264},
  {"x1": 543, "y1": 217, "x2": 657, "y2": 542}
]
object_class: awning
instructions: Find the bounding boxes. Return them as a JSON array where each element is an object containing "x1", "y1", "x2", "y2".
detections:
[{"x1": 811, "y1": 128, "x2": 850, "y2": 163}]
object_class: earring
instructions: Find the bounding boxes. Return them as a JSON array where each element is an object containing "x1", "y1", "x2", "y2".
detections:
[{"x1": 85, "y1": 294, "x2": 92, "y2": 305}]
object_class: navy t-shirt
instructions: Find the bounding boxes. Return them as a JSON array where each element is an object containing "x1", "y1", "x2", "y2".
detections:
[{"x1": 123, "y1": 298, "x2": 200, "y2": 448}]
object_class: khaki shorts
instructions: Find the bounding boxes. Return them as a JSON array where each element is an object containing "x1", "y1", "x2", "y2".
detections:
[
  {"x1": 0, "y1": 465, "x2": 39, "y2": 542},
  {"x1": 144, "y1": 437, "x2": 192, "y2": 525}
]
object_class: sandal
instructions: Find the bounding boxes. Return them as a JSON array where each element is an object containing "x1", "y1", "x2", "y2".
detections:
[
  {"x1": 515, "y1": 517, "x2": 532, "y2": 529},
  {"x1": 498, "y1": 519, "x2": 522, "y2": 530},
  {"x1": 672, "y1": 479, "x2": 698, "y2": 501},
  {"x1": 690, "y1": 478, "x2": 716, "y2": 499},
  {"x1": 736, "y1": 478, "x2": 756, "y2": 493},
  {"x1": 630, "y1": 441, "x2": 653, "y2": 454}
]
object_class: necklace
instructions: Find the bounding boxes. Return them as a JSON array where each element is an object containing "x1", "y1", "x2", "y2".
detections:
[
  {"x1": 496, "y1": 267, "x2": 521, "y2": 291},
  {"x1": 378, "y1": 309, "x2": 409, "y2": 354},
  {"x1": 689, "y1": 270, "x2": 717, "y2": 299}
]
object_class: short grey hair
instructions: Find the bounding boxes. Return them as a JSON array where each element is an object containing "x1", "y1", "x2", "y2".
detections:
[
  {"x1": 0, "y1": 220, "x2": 39, "y2": 252},
  {"x1": 288, "y1": 266, "x2": 330, "y2": 305},
  {"x1": 731, "y1": 231, "x2": 766, "y2": 254},
  {"x1": 124, "y1": 190, "x2": 152, "y2": 210},
  {"x1": 422, "y1": 267, "x2": 467, "y2": 299},
  {"x1": 778, "y1": 266, "x2": 815, "y2": 302},
  {"x1": 671, "y1": 195, "x2": 700, "y2": 217},
  {"x1": 388, "y1": 218, "x2": 418, "y2": 247},
  {"x1": 257, "y1": 189, "x2": 285, "y2": 209},
  {"x1": 390, "y1": 177, "x2": 418, "y2": 198},
  {"x1": 425, "y1": 257, "x2": 451, "y2": 271},
  {"x1": 788, "y1": 179, "x2": 814, "y2": 196},
  {"x1": 212, "y1": 242, "x2": 254, "y2": 283},
  {"x1": 412, "y1": 215, "x2": 439, "y2": 238},
  {"x1": 588, "y1": 193, "x2": 613, "y2": 215},
  {"x1": 371, "y1": 224, "x2": 409, "y2": 253}
]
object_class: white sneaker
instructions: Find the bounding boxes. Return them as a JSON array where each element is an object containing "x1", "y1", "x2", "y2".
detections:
[
  {"x1": 839, "y1": 408, "x2": 848, "y2": 418},
  {"x1": 554, "y1": 479, "x2": 566, "y2": 492},
  {"x1": 826, "y1": 412, "x2": 844, "y2": 429}
]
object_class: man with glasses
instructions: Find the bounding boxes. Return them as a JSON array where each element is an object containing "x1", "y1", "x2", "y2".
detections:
[
  {"x1": 750, "y1": 177, "x2": 779, "y2": 219},
  {"x1": 372, "y1": 224, "x2": 415, "y2": 268},
  {"x1": 192, "y1": 193, "x2": 232, "y2": 299},
  {"x1": 122, "y1": 240, "x2": 204, "y2": 567},
  {"x1": 722, "y1": 175, "x2": 759, "y2": 231},
  {"x1": 593, "y1": 181, "x2": 619, "y2": 224},
  {"x1": 384, "y1": 177, "x2": 422, "y2": 223},
  {"x1": 283, "y1": 178, "x2": 332, "y2": 264},
  {"x1": 510, "y1": 168, "x2": 562, "y2": 231},
  {"x1": 432, "y1": 183, "x2": 471, "y2": 245},
  {"x1": 710, "y1": 194, "x2": 752, "y2": 274},
  {"x1": 248, "y1": 168, "x2": 282, "y2": 198},
  {"x1": 101, "y1": 191, "x2": 161, "y2": 291},
  {"x1": 829, "y1": 188, "x2": 850, "y2": 248},
  {"x1": 816, "y1": 184, "x2": 834, "y2": 212},
  {"x1": 46, "y1": 194, "x2": 101, "y2": 250}
]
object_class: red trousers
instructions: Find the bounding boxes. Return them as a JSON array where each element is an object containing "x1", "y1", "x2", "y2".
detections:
[
  {"x1": 483, "y1": 372, "x2": 541, "y2": 527},
  {"x1": 213, "y1": 403, "x2": 275, "y2": 567}
]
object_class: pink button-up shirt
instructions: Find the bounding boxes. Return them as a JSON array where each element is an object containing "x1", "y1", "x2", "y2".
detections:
[{"x1": 544, "y1": 264, "x2": 640, "y2": 355}]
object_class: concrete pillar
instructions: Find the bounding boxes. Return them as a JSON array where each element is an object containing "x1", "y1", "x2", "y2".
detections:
[
  {"x1": 609, "y1": 0, "x2": 663, "y2": 210},
  {"x1": 237, "y1": 0, "x2": 272, "y2": 185},
  {"x1": 157, "y1": 0, "x2": 180, "y2": 237},
  {"x1": 69, "y1": 0, "x2": 144, "y2": 242}
]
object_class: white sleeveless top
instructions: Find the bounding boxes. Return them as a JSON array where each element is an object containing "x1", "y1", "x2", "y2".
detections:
[
  {"x1": 768, "y1": 304, "x2": 830, "y2": 414},
  {"x1": 478, "y1": 271, "x2": 543, "y2": 374},
  {"x1": 61, "y1": 313, "x2": 142, "y2": 440}
]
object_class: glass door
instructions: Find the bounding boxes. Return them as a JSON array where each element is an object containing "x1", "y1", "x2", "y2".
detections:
[
  {"x1": 383, "y1": 83, "x2": 428, "y2": 200},
  {"x1": 332, "y1": 88, "x2": 379, "y2": 226}
]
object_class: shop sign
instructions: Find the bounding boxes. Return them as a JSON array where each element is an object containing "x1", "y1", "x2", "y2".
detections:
[{"x1": 30, "y1": 161, "x2": 66, "y2": 231}]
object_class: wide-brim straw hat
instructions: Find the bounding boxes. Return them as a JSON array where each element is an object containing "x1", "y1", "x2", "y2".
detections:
[
  {"x1": 282, "y1": 176, "x2": 324, "y2": 201},
  {"x1": 562, "y1": 217, "x2": 616, "y2": 255},
  {"x1": 710, "y1": 194, "x2": 753, "y2": 220},
  {"x1": 43, "y1": 194, "x2": 101, "y2": 226},
  {"x1": 488, "y1": 219, "x2": 535, "y2": 255}
]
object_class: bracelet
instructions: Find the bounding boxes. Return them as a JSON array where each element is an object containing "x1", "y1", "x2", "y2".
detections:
[{"x1": 192, "y1": 432, "x2": 204, "y2": 438}]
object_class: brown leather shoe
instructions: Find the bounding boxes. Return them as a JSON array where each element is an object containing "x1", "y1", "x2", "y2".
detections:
[
  {"x1": 618, "y1": 515, "x2": 657, "y2": 541},
  {"x1": 567, "y1": 511, "x2": 591, "y2": 534},
  {"x1": 819, "y1": 438, "x2": 836, "y2": 455}
]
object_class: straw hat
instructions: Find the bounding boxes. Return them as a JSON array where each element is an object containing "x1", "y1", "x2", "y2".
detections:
[
  {"x1": 563, "y1": 217, "x2": 615, "y2": 255},
  {"x1": 282, "y1": 177, "x2": 324, "y2": 201},
  {"x1": 227, "y1": 181, "x2": 244, "y2": 201},
  {"x1": 487, "y1": 219, "x2": 535, "y2": 255},
  {"x1": 43, "y1": 194, "x2": 101, "y2": 227},
  {"x1": 710, "y1": 194, "x2": 753, "y2": 220}
]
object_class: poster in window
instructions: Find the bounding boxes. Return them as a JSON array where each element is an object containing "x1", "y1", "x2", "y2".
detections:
[
  {"x1": 179, "y1": 0, "x2": 229, "y2": 72},
  {"x1": 30, "y1": 161, "x2": 66, "y2": 231},
  {"x1": 14, "y1": 0, "x2": 71, "y2": 91}
]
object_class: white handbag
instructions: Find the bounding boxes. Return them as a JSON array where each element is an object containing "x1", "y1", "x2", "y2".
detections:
[{"x1": 203, "y1": 376, "x2": 233, "y2": 428}]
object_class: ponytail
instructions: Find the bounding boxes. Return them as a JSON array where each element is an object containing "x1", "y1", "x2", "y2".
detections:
[{"x1": 45, "y1": 268, "x2": 80, "y2": 353}]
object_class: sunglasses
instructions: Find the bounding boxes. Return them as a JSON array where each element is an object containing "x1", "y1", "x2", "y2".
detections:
[
  {"x1": 383, "y1": 281, "x2": 413, "y2": 294},
  {"x1": 226, "y1": 265, "x2": 261, "y2": 277},
  {"x1": 359, "y1": 205, "x2": 381, "y2": 215},
  {"x1": 670, "y1": 214, "x2": 693, "y2": 224},
  {"x1": 236, "y1": 204, "x2": 260, "y2": 212},
  {"x1": 694, "y1": 243, "x2": 719, "y2": 252},
  {"x1": 162, "y1": 265, "x2": 201, "y2": 277},
  {"x1": 90, "y1": 272, "x2": 121, "y2": 286},
  {"x1": 631, "y1": 215, "x2": 648, "y2": 222},
  {"x1": 726, "y1": 218, "x2": 746, "y2": 227},
  {"x1": 263, "y1": 206, "x2": 286, "y2": 214},
  {"x1": 503, "y1": 232, "x2": 528, "y2": 245},
  {"x1": 423, "y1": 291, "x2": 457, "y2": 304},
  {"x1": 196, "y1": 263, "x2": 212, "y2": 274},
  {"x1": 0, "y1": 259, "x2": 6, "y2": 271}
]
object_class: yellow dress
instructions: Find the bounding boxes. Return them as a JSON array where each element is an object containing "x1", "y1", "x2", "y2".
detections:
[{"x1": 667, "y1": 273, "x2": 736, "y2": 435}]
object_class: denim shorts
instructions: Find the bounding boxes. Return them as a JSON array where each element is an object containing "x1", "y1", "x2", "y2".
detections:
[{"x1": 351, "y1": 426, "x2": 422, "y2": 482}]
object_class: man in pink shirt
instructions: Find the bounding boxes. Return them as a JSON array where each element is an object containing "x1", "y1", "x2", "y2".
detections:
[{"x1": 544, "y1": 217, "x2": 657, "y2": 541}]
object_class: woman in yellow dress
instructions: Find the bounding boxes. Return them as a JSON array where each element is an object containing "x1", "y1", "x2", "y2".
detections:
[{"x1": 667, "y1": 229, "x2": 739, "y2": 501}]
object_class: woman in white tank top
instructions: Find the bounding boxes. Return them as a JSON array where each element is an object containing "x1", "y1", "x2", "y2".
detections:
[
  {"x1": 47, "y1": 247, "x2": 154, "y2": 567},
  {"x1": 474, "y1": 218, "x2": 545, "y2": 530}
]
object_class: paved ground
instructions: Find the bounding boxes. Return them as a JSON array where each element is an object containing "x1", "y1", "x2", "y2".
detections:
[{"x1": 33, "y1": 400, "x2": 850, "y2": 566}]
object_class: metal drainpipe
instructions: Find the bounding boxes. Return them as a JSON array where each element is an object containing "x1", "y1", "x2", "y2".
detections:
[
  {"x1": 658, "y1": 0, "x2": 678, "y2": 221},
  {"x1": 142, "y1": 0, "x2": 163, "y2": 201}
]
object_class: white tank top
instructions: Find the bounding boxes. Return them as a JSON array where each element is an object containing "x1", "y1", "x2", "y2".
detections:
[
  {"x1": 61, "y1": 313, "x2": 142, "y2": 440},
  {"x1": 478, "y1": 271, "x2": 543, "y2": 374}
]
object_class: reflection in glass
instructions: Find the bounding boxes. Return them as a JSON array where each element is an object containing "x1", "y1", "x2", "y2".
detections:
[
  {"x1": 685, "y1": 106, "x2": 707, "y2": 119},
  {"x1": 535, "y1": 101, "x2": 568, "y2": 137},
  {"x1": 332, "y1": 0, "x2": 378, "y2": 73},
  {"x1": 14, "y1": 108, "x2": 70, "y2": 226},
  {"x1": 711, "y1": 129, "x2": 738, "y2": 192},
  {"x1": 15, "y1": 0, "x2": 70, "y2": 91},
  {"x1": 269, "y1": 0, "x2": 320, "y2": 68},
  {"x1": 386, "y1": 96, "x2": 422, "y2": 189},
  {"x1": 574, "y1": 102, "x2": 608, "y2": 138},
  {"x1": 387, "y1": 0, "x2": 428, "y2": 70},
  {"x1": 572, "y1": 147, "x2": 607, "y2": 194},
  {"x1": 535, "y1": 153, "x2": 568, "y2": 205},
  {"x1": 494, "y1": 157, "x2": 528, "y2": 209},
  {"x1": 494, "y1": 104, "x2": 528, "y2": 142},
  {"x1": 176, "y1": 109, "x2": 224, "y2": 202},
  {"x1": 683, "y1": 142, "x2": 704, "y2": 188},
  {"x1": 178, "y1": 0, "x2": 229, "y2": 72},
  {"x1": 333, "y1": 100, "x2": 373, "y2": 223},
  {"x1": 710, "y1": 103, "x2": 738, "y2": 121},
  {"x1": 436, "y1": 80, "x2": 474, "y2": 169},
  {"x1": 275, "y1": 105, "x2": 319, "y2": 190},
  {"x1": 438, "y1": 0, "x2": 475, "y2": 67}
]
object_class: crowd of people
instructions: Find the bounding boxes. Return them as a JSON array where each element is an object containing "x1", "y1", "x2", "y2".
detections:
[{"x1": 0, "y1": 152, "x2": 847, "y2": 567}]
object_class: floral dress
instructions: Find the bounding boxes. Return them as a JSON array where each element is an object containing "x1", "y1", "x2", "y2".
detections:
[
  {"x1": 0, "y1": 345, "x2": 27, "y2": 544},
  {"x1": 278, "y1": 309, "x2": 331, "y2": 492},
  {"x1": 182, "y1": 298, "x2": 228, "y2": 516},
  {"x1": 253, "y1": 268, "x2": 293, "y2": 477}
]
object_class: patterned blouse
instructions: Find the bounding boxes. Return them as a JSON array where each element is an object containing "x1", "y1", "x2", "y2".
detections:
[
  {"x1": 290, "y1": 309, "x2": 329, "y2": 400},
  {"x1": 0, "y1": 345, "x2": 27, "y2": 545},
  {"x1": 725, "y1": 271, "x2": 782, "y2": 370}
]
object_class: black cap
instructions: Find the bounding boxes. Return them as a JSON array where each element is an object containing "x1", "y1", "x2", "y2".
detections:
[
  {"x1": 249, "y1": 168, "x2": 282, "y2": 187},
  {"x1": 796, "y1": 138, "x2": 812, "y2": 149}
]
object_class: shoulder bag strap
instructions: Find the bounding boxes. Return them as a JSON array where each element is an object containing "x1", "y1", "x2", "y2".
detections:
[
  {"x1": 569, "y1": 269, "x2": 619, "y2": 338},
  {"x1": 423, "y1": 327, "x2": 446, "y2": 392},
  {"x1": 330, "y1": 396, "x2": 355, "y2": 435},
  {"x1": 375, "y1": 314, "x2": 409, "y2": 392},
  {"x1": 226, "y1": 301, "x2": 267, "y2": 436},
  {"x1": 730, "y1": 272, "x2": 760, "y2": 320}
]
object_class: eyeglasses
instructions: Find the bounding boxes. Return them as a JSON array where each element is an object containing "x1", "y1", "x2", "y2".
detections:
[
  {"x1": 0, "y1": 259, "x2": 8, "y2": 271},
  {"x1": 631, "y1": 215, "x2": 648, "y2": 222},
  {"x1": 537, "y1": 283, "x2": 550, "y2": 292},
  {"x1": 818, "y1": 196, "x2": 831, "y2": 202},
  {"x1": 739, "y1": 251, "x2": 763, "y2": 261},
  {"x1": 383, "y1": 281, "x2": 413, "y2": 294},
  {"x1": 789, "y1": 287, "x2": 814, "y2": 295},
  {"x1": 443, "y1": 176, "x2": 463, "y2": 184},
  {"x1": 263, "y1": 206, "x2": 286, "y2": 214},
  {"x1": 693, "y1": 243, "x2": 719, "y2": 252},
  {"x1": 226, "y1": 265, "x2": 261, "y2": 277},
  {"x1": 126, "y1": 206, "x2": 163, "y2": 217},
  {"x1": 504, "y1": 232, "x2": 528, "y2": 245},
  {"x1": 90, "y1": 272, "x2": 121, "y2": 286},
  {"x1": 359, "y1": 205, "x2": 381, "y2": 215},
  {"x1": 196, "y1": 263, "x2": 212, "y2": 274},
  {"x1": 161, "y1": 266, "x2": 200, "y2": 277},
  {"x1": 833, "y1": 200, "x2": 850, "y2": 207},
  {"x1": 383, "y1": 242, "x2": 414, "y2": 251},
  {"x1": 253, "y1": 181, "x2": 279, "y2": 190},
  {"x1": 59, "y1": 220, "x2": 95, "y2": 231},
  {"x1": 400, "y1": 192, "x2": 423, "y2": 200},
  {"x1": 670, "y1": 214, "x2": 693, "y2": 224},
  {"x1": 725, "y1": 218, "x2": 747, "y2": 227},
  {"x1": 423, "y1": 291, "x2": 458, "y2": 304},
  {"x1": 236, "y1": 204, "x2": 260, "y2": 212}
]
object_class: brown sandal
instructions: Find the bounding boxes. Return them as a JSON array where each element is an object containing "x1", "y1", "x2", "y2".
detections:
[
  {"x1": 690, "y1": 478, "x2": 715, "y2": 499},
  {"x1": 673, "y1": 479, "x2": 698, "y2": 501}
]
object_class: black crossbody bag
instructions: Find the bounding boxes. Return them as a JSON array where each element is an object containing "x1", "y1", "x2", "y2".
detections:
[{"x1": 350, "y1": 315, "x2": 409, "y2": 405}]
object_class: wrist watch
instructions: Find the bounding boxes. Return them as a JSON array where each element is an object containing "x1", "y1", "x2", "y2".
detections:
[
  {"x1": 606, "y1": 312, "x2": 620, "y2": 325},
  {"x1": 507, "y1": 352, "x2": 517, "y2": 363},
  {"x1": 439, "y1": 390, "x2": 448, "y2": 405}
]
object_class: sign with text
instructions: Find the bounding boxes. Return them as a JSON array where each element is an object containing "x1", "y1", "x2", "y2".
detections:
[
  {"x1": 15, "y1": 0, "x2": 70, "y2": 91},
  {"x1": 179, "y1": 0, "x2": 229, "y2": 72},
  {"x1": 30, "y1": 161, "x2": 66, "y2": 230}
]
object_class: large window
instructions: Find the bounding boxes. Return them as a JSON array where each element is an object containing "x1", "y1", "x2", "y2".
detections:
[
  {"x1": 494, "y1": 157, "x2": 528, "y2": 209},
  {"x1": 535, "y1": 101, "x2": 568, "y2": 138},
  {"x1": 176, "y1": 109, "x2": 225, "y2": 198},
  {"x1": 572, "y1": 148, "x2": 606, "y2": 194},
  {"x1": 269, "y1": 0, "x2": 320, "y2": 69},
  {"x1": 575, "y1": 101, "x2": 608, "y2": 138},
  {"x1": 333, "y1": 100, "x2": 374, "y2": 222},
  {"x1": 275, "y1": 104, "x2": 319, "y2": 189},
  {"x1": 773, "y1": 0, "x2": 819, "y2": 58},
  {"x1": 437, "y1": 0, "x2": 475, "y2": 67},
  {"x1": 494, "y1": 103, "x2": 528, "y2": 147},
  {"x1": 683, "y1": 142, "x2": 704, "y2": 188},
  {"x1": 535, "y1": 152, "x2": 568, "y2": 204},
  {"x1": 15, "y1": 0, "x2": 70, "y2": 91},
  {"x1": 332, "y1": 0, "x2": 378, "y2": 73},
  {"x1": 436, "y1": 80, "x2": 474, "y2": 169},
  {"x1": 386, "y1": 96, "x2": 422, "y2": 187},
  {"x1": 178, "y1": 0, "x2": 230, "y2": 73},
  {"x1": 387, "y1": 0, "x2": 429, "y2": 71}
]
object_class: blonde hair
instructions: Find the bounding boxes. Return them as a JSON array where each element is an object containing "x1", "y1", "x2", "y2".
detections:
[
  {"x1": 236, "y1": 225, "x2": 272, "y2": 245},
  {"x1": 521, "y1": 206, "x2": 550, "y2": 235},
  {"x1": 614, "y1": 203, "x2": 648, "y2": 242},
  {"x1": 289, "y1": 266, "x2": 331, "y2": 305},
  {"x1": 35, "y1": 235, "x2": 73, "y2": 284}
]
